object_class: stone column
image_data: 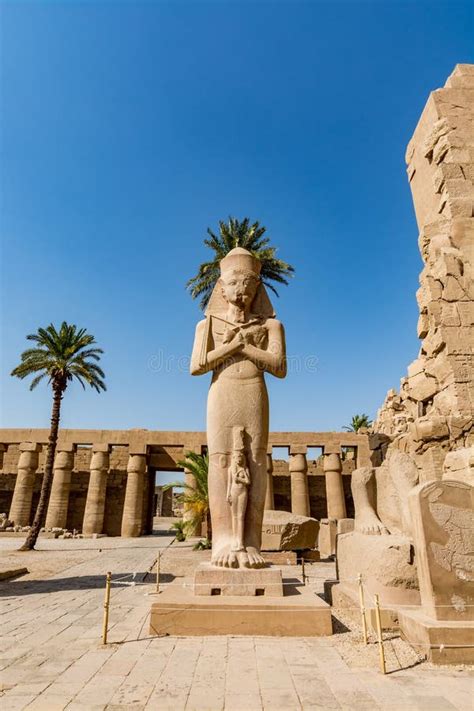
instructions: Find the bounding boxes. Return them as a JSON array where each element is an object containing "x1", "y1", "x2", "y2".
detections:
[
  {"x1": 323, "y1": 452, "x2": 346, "y2": 519},
  {"x1": 121, "y1": 452, "x2": 147, "y2": 537},
  {"x1": 45, "y1": 446, "x2": 75, "y2": 529},
  {"x1": 82, "y1": 445, "x2": 110, "y2": 535},
  {"x1": 289, "y1": 451, "x2": 310, "y2": 517},
  {"x1": 9, "y1": 443, "x2": 41, "y2": 526},
  {"x1": 264, "y1": 453, "x2": 275, "y2": 510}
]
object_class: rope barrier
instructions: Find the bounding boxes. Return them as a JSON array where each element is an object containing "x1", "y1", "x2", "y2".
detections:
[
  {"x1": 397, "y1": 641, "x2": 474, "y2": 649},
  {"x1": 100, "y1": 565, "x2": 474, "y2": 668},
  {"x1": 136, "y1": 609, "x2": 151, "y2": 641}
]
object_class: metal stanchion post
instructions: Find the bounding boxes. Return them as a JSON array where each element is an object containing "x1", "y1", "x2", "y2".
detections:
[
  {"x1": 358, "y1": 573, "x2": 368, "y2": 645},
  {"x1": 156, "y1": 551, "x2": 161, "y2": 594},
  {"x1": 301, "y1": 557, "x2": 306, "y2": 585},
  {"x1": 102, "y1": 571, "x2": 112, "y2": 645},
  {"x1": 374, "y1": 593, "x2": 386, "y2": 674}
]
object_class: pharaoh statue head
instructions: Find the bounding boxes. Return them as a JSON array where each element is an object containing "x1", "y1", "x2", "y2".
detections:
[
  {"x1": 219, "y1": 248, "x2": 261, "y2": 308},
  {"x1": 205, "y1": 247, "x2": 275, "y2": 318}
]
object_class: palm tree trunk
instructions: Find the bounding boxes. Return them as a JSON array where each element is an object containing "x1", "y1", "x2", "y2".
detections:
[
  {"x1": 206, "y1": 508, "x2": 212, "y2": 543},
  {"x1": 19, "y1": 382, "x2": 64, "y2": 551}
]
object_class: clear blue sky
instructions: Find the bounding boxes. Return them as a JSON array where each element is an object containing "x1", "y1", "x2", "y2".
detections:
[{"x1": 1, "y1": 0, "x2": 472, "y2": 433}]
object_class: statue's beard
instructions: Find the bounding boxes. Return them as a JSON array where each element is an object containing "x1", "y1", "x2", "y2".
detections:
[{"x1": 230, "y1": 294, "x2": 254, "y2": 308}]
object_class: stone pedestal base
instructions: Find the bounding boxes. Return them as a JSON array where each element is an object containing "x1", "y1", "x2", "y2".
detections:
[
  {"x1": 149, "y1": 578, "x2": 333, "y2": 637},
  {"x1": 398, "y1": 609, "x2": 474, "y2": 665},
  {"x1": 194, "y1": 564, "x2": 283, "y2": 597}
]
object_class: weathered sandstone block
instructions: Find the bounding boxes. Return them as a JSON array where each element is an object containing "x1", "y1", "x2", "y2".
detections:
[
  {"x1": 337, "y1": 531, "x2": 420, "y2": 606},
  {"x1": 261, "y1": 510, "x2": 319, "y2": 551}
]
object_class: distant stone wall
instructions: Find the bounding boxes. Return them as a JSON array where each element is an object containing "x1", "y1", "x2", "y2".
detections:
[{"x1": 373, "y1": 64, "x2": 474, "y2": 481}]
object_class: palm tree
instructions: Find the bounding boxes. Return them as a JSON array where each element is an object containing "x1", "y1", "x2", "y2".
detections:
[
  {"x1": 165, "y1": 451, "x2": 211, "y2": 541},
  {"x1": 11, "y1": 322, "x2": 106, "y2": 551},
  {"x1": 186, "y1": 216, "x2": 294, "y2": 309},
  {"x1": 342, "y1": 414, "x2": 372, "y2": 433}
]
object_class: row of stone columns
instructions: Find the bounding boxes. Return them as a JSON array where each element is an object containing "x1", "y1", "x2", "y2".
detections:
[
  {"x1": 8, "y1": 443, "x2": 148, "y2": 538},
  {"x1": 323, "y1": 452, "x2": 347, "y2": 519},
  {"x1": 7, "y1": 441, "x2": 348, "y2": 535},
  {"x1": 264, "y1": 449, "x2": 347, "y2": 519},
  {"x1": 9, "y1": 443, "x2": 42, "y2": 527},
  {"x1": 83, "y1": 446, "x2": 110, "y2": 535},
  {"x1": 45, "y1": 446, "x2": 75, "y2": 529},
  {"x1": 121, "y1": 453, "x2": 147, "y2": 537}
]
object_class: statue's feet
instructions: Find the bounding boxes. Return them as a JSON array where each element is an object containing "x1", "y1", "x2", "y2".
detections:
[
  {"x1": 237, "y1": 550, "x2": 250, "y2": 568},
  {"x1": 355, "y1": 512, "x2": 389, "y2": 536},
  {"x1": 231, "y1": 537, "x2": 245, "y2": 553},
  {"x1": 212, "y1": 545, "x2": 238, "y2": 568},
  {"x1": 246, "y1": 546, "x2": 266, "y2": 568}
]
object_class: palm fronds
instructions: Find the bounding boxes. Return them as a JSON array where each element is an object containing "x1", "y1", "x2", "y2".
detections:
[
  {"x1": 342, "y1": 414, "x2": 372, "y2": 433},
  {"x1": 186, "y1": 217, "x2": 294, "y2": 310}
]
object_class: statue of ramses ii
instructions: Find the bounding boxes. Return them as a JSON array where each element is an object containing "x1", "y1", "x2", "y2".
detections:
[{"x1": 191, "y1": 248, "x2": 287, "y2": 568}]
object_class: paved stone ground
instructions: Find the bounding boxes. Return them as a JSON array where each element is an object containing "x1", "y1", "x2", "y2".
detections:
[{"x1": 0, "y1": 527, "x2": 472, "y2": 710}]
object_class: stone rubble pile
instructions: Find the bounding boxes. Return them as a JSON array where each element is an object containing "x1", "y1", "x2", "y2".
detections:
[{"x1": 0, "y1": 514, "x2": 85, "y2": 538}]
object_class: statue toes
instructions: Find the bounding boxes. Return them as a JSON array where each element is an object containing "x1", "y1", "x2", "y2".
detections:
[
  {"x1": 213, "y1": 552, "x2": 225, "y2": 567},
  {"x1": 238, "y1": 551, "x2": 250, "y2": 568}
]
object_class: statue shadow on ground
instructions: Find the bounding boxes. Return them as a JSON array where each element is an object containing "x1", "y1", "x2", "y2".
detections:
[{"x1": 0, "y1": 571, "x2": 178, "y2": 597}]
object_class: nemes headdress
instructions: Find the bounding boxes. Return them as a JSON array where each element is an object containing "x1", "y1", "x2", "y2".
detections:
[
  {"x1": 219, "y1": 247, "x2": 261, "y2": 278},
  {"x1": 205, "y1": 247, "x2": 275, "y2": 318}
]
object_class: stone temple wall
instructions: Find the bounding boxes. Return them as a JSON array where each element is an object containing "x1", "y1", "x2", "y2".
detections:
[
  {"x1": 373, "y1": 64, "x2": 474, "y2": 481},
  {"x1": 0, "y1": 429, "x2": 368, "y2": 536}
]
